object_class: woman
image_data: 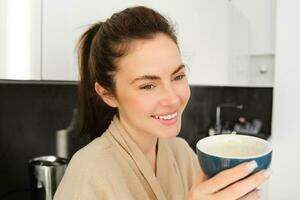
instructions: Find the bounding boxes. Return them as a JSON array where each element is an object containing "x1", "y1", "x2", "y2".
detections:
[{"x1": 54, "y1": 6, "x2": 270, "y2": 200}]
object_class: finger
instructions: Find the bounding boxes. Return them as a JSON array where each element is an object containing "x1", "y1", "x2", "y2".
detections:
[
  {"x1": 216, "y1": 169, "x2": 271, "y2": 200},
  {"x1": 238, "y1": 189, "x2": 260, "y2": 200},
  {"x1": 200, "y1": 161, "x2": 258, "y2": 193}
]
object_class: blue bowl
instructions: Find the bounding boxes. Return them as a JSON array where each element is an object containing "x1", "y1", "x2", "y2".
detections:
[{"x1": 196, "y1": 134, "x2": 272, "y2": 177}]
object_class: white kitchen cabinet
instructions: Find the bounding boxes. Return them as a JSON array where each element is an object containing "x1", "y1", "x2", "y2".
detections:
[
  {"x1": 231, "y1": 0, "x2": 276, "y2": 55},
  {"x1": 228, "y1": 0, "x2": 275, "y2": 87},
  {"x1": 0, "y1": 0, "x2": 42, "y2": 80},
  {"x1": 42, "y1": 0, "x2": 138, "y2": 81},
  {"x1": 41, "y1": 0, "x2": 231, "y2": 84},
  {"x1": 1, "y1": 0, "x2": 274, "y2": 86},
  {"x1": 42, "y1": 0, "x2": 143, "y2": 81}
]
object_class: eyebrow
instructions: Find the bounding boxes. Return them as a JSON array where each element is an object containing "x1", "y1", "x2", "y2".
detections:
[{"x1": 130, "y1": 64, "x2": 185, "y2": 85}]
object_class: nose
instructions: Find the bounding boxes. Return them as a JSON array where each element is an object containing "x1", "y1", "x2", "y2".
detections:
[{"x1": 159, "y1": 85, "x2": 180, "y2": 107}]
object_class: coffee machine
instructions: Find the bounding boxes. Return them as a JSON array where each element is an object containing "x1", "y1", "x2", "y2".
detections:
[{"x1": 28, "y1": 156, "x2": 68, "y2": 200}]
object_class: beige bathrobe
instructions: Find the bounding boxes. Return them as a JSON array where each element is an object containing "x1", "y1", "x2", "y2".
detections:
[{"x1": 54, "y1": 116, "x2": 201, "y2": 200}]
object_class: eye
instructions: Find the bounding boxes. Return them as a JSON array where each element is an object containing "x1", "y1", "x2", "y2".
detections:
[
  {"x1": 173, "y1": 74, "x2": 186, "y2": 81},
  {"x1": 139, "y1": 84, "x2": 155, "y2": 90}
]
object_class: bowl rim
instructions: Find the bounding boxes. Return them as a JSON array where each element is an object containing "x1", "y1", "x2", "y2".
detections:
[{"x1": 196, "y1": 134, "x2": 272, "y2": 159}]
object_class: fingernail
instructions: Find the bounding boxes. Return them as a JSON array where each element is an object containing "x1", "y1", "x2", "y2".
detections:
[
  {"x1": 257, "y1": 189, "x2": 261, "y2": 197},
  {"x1": 246, "y1": 161, "x2": 258, "y2": 171},
  {"x1": 257, "y1": 184, "x2": 263, "y2": 190},
  {"x1": 263, "y1": 169, "x2": 272, "y2": 178}
]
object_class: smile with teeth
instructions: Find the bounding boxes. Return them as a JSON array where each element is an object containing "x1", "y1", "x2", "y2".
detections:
[{"x1": 152, "y1": 112, "x2": 178, "y2": 120}]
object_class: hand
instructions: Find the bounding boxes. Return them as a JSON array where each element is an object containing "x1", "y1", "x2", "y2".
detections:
[
  {"x1": 188, "y1": 161, "x2": 271, "y2": 200},
  {"x1": 238, "y1": 189, "x2": 260, "y2": 200}
]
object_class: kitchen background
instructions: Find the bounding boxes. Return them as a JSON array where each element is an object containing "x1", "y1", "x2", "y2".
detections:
[{"x1": 1, "y1": 0, "x2": 299, "y2": 199}]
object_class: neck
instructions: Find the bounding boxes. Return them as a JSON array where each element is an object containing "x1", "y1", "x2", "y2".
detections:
[{"x1": 119, "y1": 116, "x2": 158, "y2": 155}]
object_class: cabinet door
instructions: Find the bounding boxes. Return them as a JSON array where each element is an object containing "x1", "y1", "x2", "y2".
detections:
[
  {"x1": 0, "y1": 0, "x2": 41, "y2": 80},
  {"x1": 42, "y1": 0, "x2": 229, "y2": 84},
  {"x1": 231, "y1": 0, "x2": 275, "y2": 55},
  {"x1": 149, "y1": 0, "x2": 231, "y2": 86},
  {"x1": 42, "y1": 0, "x2": 132, "y2": 81}
]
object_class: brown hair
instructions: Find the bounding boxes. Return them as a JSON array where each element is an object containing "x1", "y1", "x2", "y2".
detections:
[{"x1": 78, "y1": 6, "x2": 178, "y2": 140}]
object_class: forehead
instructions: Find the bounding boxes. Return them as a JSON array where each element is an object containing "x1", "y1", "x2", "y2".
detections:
[{"x1": 116, "y1": 33, "x2": 182, "y2": 79}]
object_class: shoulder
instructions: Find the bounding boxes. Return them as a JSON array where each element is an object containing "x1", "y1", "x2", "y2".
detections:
[
  {"x1": 54, "y1": 136, "x2": 115, "y2": 199},
  {"x1": 68, "y1": 135, "x2": 114, "y2": 172}
]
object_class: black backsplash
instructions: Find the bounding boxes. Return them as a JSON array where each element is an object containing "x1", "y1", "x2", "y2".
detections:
[
  {"x1": 179, "y1": 86, "x2": 273, "y2": 150},
  {"x1": 0, "y1": 84, "x2": 79, "y2": 200},
  {"x1": 0, "y1": 83, "x2": 272, "y2": 199}
]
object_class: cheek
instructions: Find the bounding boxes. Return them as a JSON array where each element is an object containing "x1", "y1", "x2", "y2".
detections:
[
  {"x1": 132, "y1": 96, "x2": 153, "y2": 109},
  {"x1": 118, "y1": 89, "x2": 158, "y2": 115},
  {"x1": 176, "y1": 83, "x2": 191, "y2": 105}
]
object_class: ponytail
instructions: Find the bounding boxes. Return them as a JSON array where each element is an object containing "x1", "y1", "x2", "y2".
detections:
[{"x1": 78, "y1": 22, "x2": 117, "y2": 140}]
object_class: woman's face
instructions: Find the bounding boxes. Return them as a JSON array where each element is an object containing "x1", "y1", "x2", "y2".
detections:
[{"x1": 113, "y1": 33, "x2": 190, "y2": 140}]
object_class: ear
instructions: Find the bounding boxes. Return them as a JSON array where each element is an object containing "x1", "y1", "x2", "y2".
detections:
[{"x1": 94, "y1": 82, "x2": 118, "y2": 108}]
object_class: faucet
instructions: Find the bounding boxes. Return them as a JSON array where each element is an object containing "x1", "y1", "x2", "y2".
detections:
[{"x1": 215, "y1": 104, "x2": 243, "y2": 134}]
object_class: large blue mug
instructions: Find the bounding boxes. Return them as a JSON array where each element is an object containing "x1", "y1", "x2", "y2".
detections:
[{"x1": 196, "y1": 134, "x2": 272, "y2": 177}]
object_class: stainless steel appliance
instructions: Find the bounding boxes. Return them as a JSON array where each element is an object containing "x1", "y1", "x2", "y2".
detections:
[{"x1": 28, "y1": 156, "x2": 68, "y2": 200}]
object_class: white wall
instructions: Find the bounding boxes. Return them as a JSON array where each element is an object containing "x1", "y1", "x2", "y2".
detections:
[{"x1": 269, "y1": 0, "x2": 300, "y2": 199}]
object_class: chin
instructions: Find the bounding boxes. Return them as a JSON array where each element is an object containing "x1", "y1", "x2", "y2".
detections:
[
  {"x1": 160, "y1": 133, "x2": 180, "y2": 139},
  {"x1": 158, "y1": 126, "x2": 181, "y2": 139}
]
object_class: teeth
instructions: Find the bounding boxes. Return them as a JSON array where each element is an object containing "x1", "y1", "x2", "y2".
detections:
[{"x1": 153, "y1": 112, "x2": 177, "y2": 120}]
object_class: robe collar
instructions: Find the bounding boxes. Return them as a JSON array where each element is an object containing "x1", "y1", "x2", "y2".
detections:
[{"x1": 106, "y1": 116, "x2": 184, "y2": 200}]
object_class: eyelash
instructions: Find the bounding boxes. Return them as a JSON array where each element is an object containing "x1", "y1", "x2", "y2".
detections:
[
  {"x1": 173, "y1": 74, "x2": 186, "y2": 81},
  {"x1": 139, "y1": 74, "x2": 186, "y2": 90},
  {"x1": 140, "y1": 84, "x2": 155, "y2": 90}
]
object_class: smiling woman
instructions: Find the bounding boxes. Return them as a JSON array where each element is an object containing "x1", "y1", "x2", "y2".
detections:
[{"x1": 54, "y1": 6, "x2": 269, "y2": 200}]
